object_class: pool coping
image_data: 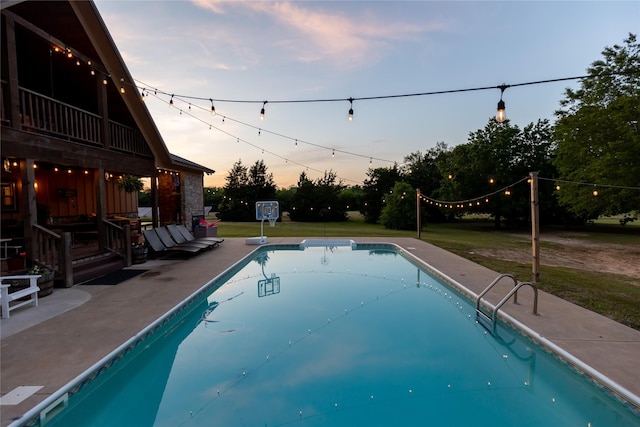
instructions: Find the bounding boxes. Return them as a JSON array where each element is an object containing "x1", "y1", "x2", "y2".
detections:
[{"x1": 1, "y1": 237, "x2": 639, "y2": 426}]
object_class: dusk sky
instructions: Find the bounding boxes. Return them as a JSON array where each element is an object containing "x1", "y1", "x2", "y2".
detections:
[{"x1": 94, "y1": 1, "x2": 639, "y2": 188}]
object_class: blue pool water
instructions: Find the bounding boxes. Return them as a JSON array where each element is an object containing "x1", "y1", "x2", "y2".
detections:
[{"x1": 43, "y1": 243, "x2": 639, "y2": 426}]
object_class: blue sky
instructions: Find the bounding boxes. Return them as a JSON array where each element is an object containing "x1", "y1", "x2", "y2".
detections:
[{"x1": 94, "y1": 1, "x2": 639, "y2": 188}]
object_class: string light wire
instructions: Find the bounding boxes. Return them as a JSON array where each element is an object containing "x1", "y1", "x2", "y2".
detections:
[
  {"x1": 146, "y1": 91, "x2": 363, "y2": 185},
  {"x1": 159, "y1": 92, "x2": 397, "y2": 165},
  {"x1": 538, "y1": 177, "x2": 640, "y2": 191}
]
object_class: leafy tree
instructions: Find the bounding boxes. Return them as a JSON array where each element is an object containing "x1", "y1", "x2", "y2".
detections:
[
  {"x1": 438, "y1": 118, "x2": 557, "y2": 227},
  {"x1": 380, "y1": 181, "x2": 416, "y2": 230},
  {"x1": 338, "y1": 185, "x2": 364, "y2": 212},
  {"x1": 276, "y1": 187, "x2": 296, "y2": 216},
  {"x1": 289, "y1": 170, "x2": 348, "y2": 222},
  {"x1": 203, "y1": 187, "x2": 223, "y2": 212},
  {"x1": 138, "y1": 189, "x2": 151, "y2": 207},
  {"x1": 402, "y1": 143, "x2": 450, "y2": 223},
  {"x1": 361, "y1": 165, "x2": 403, "y2": 223},
  {"x1": 553, "y1": 33, "x2": 640, "y2": 218}
]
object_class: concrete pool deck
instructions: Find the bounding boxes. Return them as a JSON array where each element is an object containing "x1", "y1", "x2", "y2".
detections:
[{"x1": 1, "y1": 237, "x2": 639, "y2": 425}]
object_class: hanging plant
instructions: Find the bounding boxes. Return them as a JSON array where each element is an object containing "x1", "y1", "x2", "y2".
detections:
[{"x1": 117, "y1": 175, "x2": 144, "y2": 193}]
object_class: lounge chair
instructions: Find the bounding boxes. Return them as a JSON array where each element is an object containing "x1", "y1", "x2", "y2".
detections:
[
  {"x1": 156, "y1": 227, "x2": 211, "y2": 251},
  {"x1": 165, "y1": 225, "x2": 217, "y2": 249},
  {"x1": 143, "y1": 229, "x2": 202, "y2": 256},
  {"x1": 172, "y1": 224, "x2": 224, "y2": 246}
]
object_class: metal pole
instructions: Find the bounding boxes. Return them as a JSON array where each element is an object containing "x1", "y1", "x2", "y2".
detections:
[
  {"x1": 530, "y1": 172, "x2": 540, "y2": 283},
  {"x1": 416, "y1": 188, "x2": 421, "y2": 239}
]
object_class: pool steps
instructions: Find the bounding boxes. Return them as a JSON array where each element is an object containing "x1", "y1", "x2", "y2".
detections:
[{"x1": 475, "y1": 273, "x2": 539, "y2": 332}]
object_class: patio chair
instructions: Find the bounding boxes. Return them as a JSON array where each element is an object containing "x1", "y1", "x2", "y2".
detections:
[
  {"x1": 155, "y1": 227, "x2": 210, "y2": 251},
  {"x1": 164, "y1": 225, "x2": 216, "y2": 250},
  {"x1": 143, "y1": 229, "x2": 202, "y2": 256},
  {"x1": 173, "y1": 224, "x2": 224, "y2": 246}
]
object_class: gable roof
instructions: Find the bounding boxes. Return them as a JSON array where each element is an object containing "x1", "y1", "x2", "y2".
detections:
[{"x1": 2, "y1": 0, "x2": 213, "y2": 176}]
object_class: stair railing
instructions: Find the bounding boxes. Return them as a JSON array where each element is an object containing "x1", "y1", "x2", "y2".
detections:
[
  {"x1": 32, "y1": 224, "x2": 73, "y2": 287},
  {"x1": 104, "y1": 220, "x2": 131, "y2": 267}
]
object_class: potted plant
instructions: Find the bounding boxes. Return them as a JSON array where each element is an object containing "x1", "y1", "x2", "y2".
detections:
[
  {"x1": 117, "y1": 175, "x2": 144, "y2": 193},
  {"x1": 28, "y1": 264, "x2": 55, "y2": 297},
  {"x1": 131, "y1": 242, "x2": 148, "y2": 264}
]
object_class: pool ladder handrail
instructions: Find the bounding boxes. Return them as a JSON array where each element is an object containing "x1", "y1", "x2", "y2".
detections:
[{"x1": 475, "y1": 273, "x2": 538, "y2": 331}]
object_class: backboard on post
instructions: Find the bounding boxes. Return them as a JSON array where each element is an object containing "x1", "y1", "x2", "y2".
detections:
[{"x1": 246, "y1": 201, "x2": 279, "y2": 245}]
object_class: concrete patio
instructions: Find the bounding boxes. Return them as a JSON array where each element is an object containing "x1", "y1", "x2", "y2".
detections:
[{"x1": 1, "y1": 237, "x2": 639, "y2": 426}]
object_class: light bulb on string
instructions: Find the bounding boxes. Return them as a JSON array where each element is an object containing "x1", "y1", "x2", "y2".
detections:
[
  {"x1": 348, "y1": 98, "x2": 354, "y2": 121},
  {"x1": 169, "y1": 94, "x2": 174, "y2": 108},
  {"x1": 496, "y1": 84, "x2": 508, "y2": 123},
  {"x1": 332, "y1": 149, "x2": 335, "y2": 158},
  {"x1": 260, "y1": 101, "x2": 267, "y2": 120},
  {"x1": 210, "y1": 99, "x2": 216, "y2": 116}
]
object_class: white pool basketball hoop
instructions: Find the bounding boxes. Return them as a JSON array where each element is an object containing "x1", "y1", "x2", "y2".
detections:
[{"x1": 246, "y1": 201, "x2": 279, "y2": 245}]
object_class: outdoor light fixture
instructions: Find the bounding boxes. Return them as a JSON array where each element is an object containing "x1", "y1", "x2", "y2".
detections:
[
  {"x1": 210, "y1": 99, "x2": 216, "y2": 116},
  {"x1": 260, "y1": 101, "x2": 267, "y2": 120},
  {"x1": 496, "y1": 84, "x2": 508, "y2": 123},
  {"x1": 348, "y1": 98, "x2": 354, "y2": 121},
  {"x1": 169, "y1": 94, "x2": 174, "y2": 108}
]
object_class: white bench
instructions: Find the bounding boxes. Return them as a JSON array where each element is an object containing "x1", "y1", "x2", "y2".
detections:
[{"x1": 0, "y1": 275, "x2": 41, "y2": 319}]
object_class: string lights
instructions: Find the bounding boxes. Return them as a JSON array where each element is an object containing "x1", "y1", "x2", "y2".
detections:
[
  {"x1": 143, "y1": 90, "x2": 396, "y2": 171},
  {"x1": 44, "y1": 37, "x2": 639, "y2": 190}
]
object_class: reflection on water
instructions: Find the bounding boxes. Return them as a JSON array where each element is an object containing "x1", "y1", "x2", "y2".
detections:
[
  {"x1": 47, "y1": 245, "x2": 640, "y2": 427},
  {"x1": 254, "y1": 251, "x2": 281, "y2": 297}
]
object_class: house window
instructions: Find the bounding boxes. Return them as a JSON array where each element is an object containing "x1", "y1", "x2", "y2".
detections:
[{"x1": 1, "y1": 182, "x2": 17, "y2": 211}]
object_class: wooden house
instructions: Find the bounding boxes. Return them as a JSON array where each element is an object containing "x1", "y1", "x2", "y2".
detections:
[{"x1": 1, "y1": 1, "x2": 215, "y2": 286}]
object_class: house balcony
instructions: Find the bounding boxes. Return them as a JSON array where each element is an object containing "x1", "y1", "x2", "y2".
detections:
[{"x1": 1, "y1": 80, "x2": 153, "y2": 159}]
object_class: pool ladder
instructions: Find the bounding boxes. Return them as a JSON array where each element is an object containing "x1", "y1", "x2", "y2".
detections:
[{"x1": 475, "y1": 273, "x2": 538, "y2": 332}]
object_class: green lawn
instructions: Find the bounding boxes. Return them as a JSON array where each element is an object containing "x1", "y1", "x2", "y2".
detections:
[{"x1": 212, "y1": 213, "x2": 640, "y2": 330}]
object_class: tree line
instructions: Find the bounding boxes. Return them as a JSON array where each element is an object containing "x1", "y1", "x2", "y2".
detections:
[{"x1": 147, "y1": 34, "x2": 640, "y2": 229}]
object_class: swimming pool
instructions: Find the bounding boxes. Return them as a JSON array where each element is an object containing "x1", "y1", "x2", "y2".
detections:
[{"x1": 21, "y1": 242, "x2": 640, "y2": 426}]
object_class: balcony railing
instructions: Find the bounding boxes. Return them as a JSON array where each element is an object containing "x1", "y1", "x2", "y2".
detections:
[{"x1": 1, "y1": 81, "x2": 152, "y2": 158}]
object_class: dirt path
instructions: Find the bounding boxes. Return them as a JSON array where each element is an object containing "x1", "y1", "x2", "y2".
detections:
[{"x1": 475, "y1": 233, "x2": 640, "y2": 281}]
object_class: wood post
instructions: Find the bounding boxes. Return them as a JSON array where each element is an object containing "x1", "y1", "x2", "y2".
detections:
[{"x1": 530, "y1": 171, "x2": 540, "y2": 283}]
